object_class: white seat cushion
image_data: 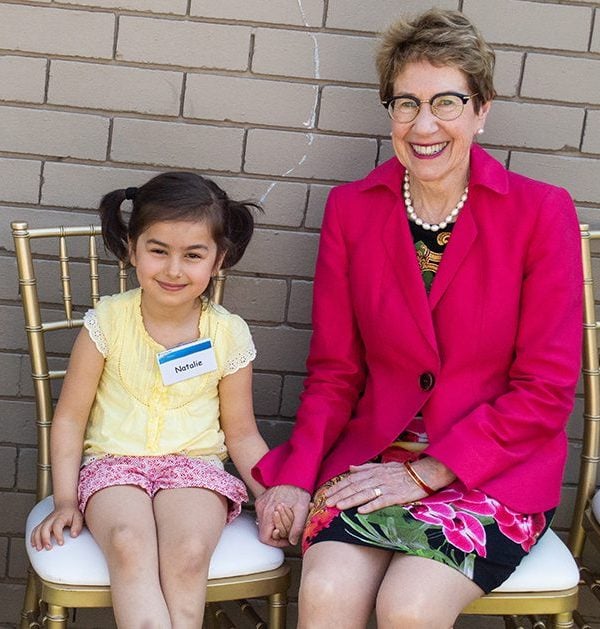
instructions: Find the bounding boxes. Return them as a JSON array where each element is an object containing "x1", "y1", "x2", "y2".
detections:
[
  {"x1": 592, "y1": 490, "x2": 600, "y2": 523},
  {"x1": 26, "y1": 495, "x2": 284, "y2": 586},
  {"x1": 492, "y1": 528, "x2": 579, "y2": 593}
]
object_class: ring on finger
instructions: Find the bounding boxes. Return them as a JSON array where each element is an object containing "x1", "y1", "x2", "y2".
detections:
[{"x1": 373, "y1": 487, "x2": 382, "y2": 498}]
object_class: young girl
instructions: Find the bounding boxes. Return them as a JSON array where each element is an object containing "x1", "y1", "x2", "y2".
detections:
[{"x1": 30, "y1": 172, "x2": 289, "y2": 628}]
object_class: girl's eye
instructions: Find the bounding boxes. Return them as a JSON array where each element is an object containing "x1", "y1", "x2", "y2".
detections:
[
  {"x1": 186, "y1": 253, "x2": 202, "y2": 260},
  {"x1": 150, "y1": 248, "x2": 166, "y2": 255}
]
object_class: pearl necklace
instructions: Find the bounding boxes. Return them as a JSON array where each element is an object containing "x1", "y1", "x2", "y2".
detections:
[{"x1": 403, "y1": 171, "x2": 468, "y2": 232}]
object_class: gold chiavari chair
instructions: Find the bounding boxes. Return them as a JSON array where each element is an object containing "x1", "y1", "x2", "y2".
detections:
[
  {"x1": 12, "y1": 221, "x2": 289, "y2": 629},
  {"x1": 455, "y1": 223, "x2": 599, "y2": 628}
]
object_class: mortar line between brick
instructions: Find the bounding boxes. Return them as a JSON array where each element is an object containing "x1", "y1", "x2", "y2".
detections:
[
  {"x1": 581, "y1": 109, "x2": 589, "y2": 152},
  {"x1": 588, "y1": 7, "x2": 597, "y2": 52}
]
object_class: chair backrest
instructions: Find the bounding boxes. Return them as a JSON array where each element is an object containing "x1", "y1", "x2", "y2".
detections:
[
  {"x1": 11, "y1": 220, "x2": 226, "y2": 503},
  {"x1": 569, "y1": 224, "x2": 600, "y2": 558}
]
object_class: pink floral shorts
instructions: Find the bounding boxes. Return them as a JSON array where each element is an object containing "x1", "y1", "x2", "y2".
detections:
[{"x1": 78, "y1": 454, "x2": 248, "y2": 523}]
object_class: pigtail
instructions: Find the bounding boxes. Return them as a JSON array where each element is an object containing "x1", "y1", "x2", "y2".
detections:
[
  {"x1": 98, "y1": 189, "x2": 130, "y2": 263},
  {"x1": 222, "y1": 199, "x2": 262, "y2": 269}
]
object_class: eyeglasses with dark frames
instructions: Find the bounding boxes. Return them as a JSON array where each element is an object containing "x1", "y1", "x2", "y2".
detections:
[{"x1": 382, "y1": 92, "x2": 478, "y2": 123}]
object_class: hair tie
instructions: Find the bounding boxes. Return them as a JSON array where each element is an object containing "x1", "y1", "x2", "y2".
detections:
[{"x1": 125, "y1": 187, "x2": 138, "y2": 201}]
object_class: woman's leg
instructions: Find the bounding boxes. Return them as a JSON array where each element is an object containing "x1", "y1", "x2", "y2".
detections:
[
  {"x1": 153, "y1": 487, "x2": 228, "y2": 629},
  {"x1": 375, "y1": 554, "x2": 484, "y2": 629},
  {"x1": 84, "y1": 485, "x2": 171, "y2": 629},
  {"x1": 298, "y1": 541, "x2": 393, "y2": 629}
]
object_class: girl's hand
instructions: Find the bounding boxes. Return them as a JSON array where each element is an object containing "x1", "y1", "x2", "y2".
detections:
[
  {"x1": 30, "y1": 503, "x2": 84, "y2": 551},
  {"x1": 272, "y1": 503, "x2": 294, "y2": 541}
]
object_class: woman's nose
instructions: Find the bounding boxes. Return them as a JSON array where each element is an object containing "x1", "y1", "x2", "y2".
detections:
[{"x1": 412, "y1": 104, "x2": 439, "y2": 133}]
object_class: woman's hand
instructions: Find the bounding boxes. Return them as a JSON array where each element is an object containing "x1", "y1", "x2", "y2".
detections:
[
  {"x1": 324, "y1": 458, "x2": 455, "y2": 514},
  {"x1": 30, "y1": 502, "x2": 84, "y2": 551}
]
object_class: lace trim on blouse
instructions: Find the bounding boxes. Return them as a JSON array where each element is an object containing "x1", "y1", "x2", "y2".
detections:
[
  {"x1": 83, "y1": 309, "x2": 108, "y2": 357},
  {"x1": 223, "y1": 345, "x2": 256, "y2": 377}
]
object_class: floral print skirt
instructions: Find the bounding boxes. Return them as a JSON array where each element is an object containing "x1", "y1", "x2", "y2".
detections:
[{"x1": 302, "y1": 474, "x2": 553, "y2": 593}]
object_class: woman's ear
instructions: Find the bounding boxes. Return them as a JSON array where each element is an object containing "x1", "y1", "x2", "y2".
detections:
[{"x1": 478, "y1": 100, "x2": 492, "y2": 128}]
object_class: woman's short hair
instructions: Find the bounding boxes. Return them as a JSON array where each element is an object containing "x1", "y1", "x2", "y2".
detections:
[{"x1": 376, "y1": 9, "x2": 496, "y2": 112}]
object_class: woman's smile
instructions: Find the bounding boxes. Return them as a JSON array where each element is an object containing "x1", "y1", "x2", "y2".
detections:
[{"x1": 410, "y1": 141, "x2": 449, "y2": 158}]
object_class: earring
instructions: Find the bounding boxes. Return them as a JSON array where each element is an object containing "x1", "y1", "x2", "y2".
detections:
[{"x1": 477, "y1": 128, "x2": 484, "y2": 135}]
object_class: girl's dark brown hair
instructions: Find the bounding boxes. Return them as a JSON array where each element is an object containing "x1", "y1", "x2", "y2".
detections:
[{"x1": 99, "y1": 171, "x2": 260, "y2": 297}]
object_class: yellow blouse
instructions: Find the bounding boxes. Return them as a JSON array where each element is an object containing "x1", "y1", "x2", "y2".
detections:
[{"x1": 82, "y1": 288, "x2": 255, "y2": 460}]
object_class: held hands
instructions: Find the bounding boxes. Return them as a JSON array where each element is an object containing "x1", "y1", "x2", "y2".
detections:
[
  {"x1": 30, "y1": 502, "x2": 84, "y2": 551},
  {"x1": 255, "y1": 484, "x2": 311, "y2": 547}
]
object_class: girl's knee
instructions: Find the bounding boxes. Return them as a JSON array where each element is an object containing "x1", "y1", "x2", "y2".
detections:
[{"x1": 165, "y1": 537, "x2": 213, "y2": 579}]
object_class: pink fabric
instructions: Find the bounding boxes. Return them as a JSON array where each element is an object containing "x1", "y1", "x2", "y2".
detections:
[
  {"x1": 253, "y1": 145, "x2": 583, "y2": 513},
  {"x1": 79, "y1": 454, "x2": 248, "y2": 523}
]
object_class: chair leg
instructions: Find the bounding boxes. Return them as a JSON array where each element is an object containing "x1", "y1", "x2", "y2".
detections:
[
  {"x1": 43, "y1": 604, "x2": 68, "y2": 629},
  {"x1": 553, "y1": 612, "x2": 575, "y2": 629},
  {"x1": 268, "y1": 592, "x2": 287, "y2": 629},
  {"x1": 19, "y1": 570, "x2": 40, "y2": 629}
]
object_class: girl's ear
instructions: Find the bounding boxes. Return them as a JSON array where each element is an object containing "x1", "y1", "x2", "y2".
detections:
[
  {"x1": 212, "y1": 251, "x2": 226, "y2": 276},
  {"x1": 128, "y1": 239, "x2": 137, "y2": 267}
]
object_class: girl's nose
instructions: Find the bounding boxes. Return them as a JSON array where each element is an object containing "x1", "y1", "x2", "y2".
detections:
[{"x1": 166, "y1": 258, "x2": 183, "y2": 278}]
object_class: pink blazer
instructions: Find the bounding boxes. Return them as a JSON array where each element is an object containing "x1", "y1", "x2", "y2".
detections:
[{"x1": 253, "y1": 145, "x2": 583, "y2": 513}]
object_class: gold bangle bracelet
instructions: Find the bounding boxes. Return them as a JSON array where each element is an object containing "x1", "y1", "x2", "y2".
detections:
[{"x1": 403, "y1": 460, "x2": 435, "y2": 496}]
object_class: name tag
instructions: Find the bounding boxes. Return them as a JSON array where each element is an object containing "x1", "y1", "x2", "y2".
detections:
[{"x1": 156, "y1": 338, "x2": 217, "y2": 386}]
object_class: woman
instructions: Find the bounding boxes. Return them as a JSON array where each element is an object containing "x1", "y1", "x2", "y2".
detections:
[{"x1": 254, "y1": 9, "x2": 582, "y2": 628}]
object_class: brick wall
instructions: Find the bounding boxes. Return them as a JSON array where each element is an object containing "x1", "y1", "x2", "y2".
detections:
[{"x1": 0, "y1": 0, "x2": 598, "y2": 625}]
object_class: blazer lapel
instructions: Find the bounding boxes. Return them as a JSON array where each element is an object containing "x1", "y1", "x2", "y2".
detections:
[
  {"x1": 428, "y1": 204, "x2": 478, "y2": 310},
  {"x1": 383, "y1": 198, "x2": 438, "y2": 353}
]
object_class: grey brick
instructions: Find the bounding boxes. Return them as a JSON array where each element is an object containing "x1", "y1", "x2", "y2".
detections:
[
  {"x1": 190, "y1": 0, "x2": 324, "y2": 26},
  {"x1": 239, "y1": 229, "x2": 319, "y2": 278},
  {"x1": 510, "y1": 152, "x2": 600, "y2": 205},
  {"x1": 0, "y1": 492, "x2": 35, "y2": 534},
  {"x1": 0, "y1": 306, "x2": 27, "y2": 352},
  {"x1": 0, "y1": 583, "x2": 25, "y2": 624},
  {"x1": 319, "y1": 86, "x2": 389, "y2": 136},
  {"x1": 111, "y1": 118, "x2": 244, "y2": 171},
  {"x1": 41, "y1": 163, "x2": 157, "y2": 210},
  {"x1": 211, "y1": 176, "x2": 308, "y2": 228},
  {"x1": 288, "y1": 281, "x2": 313, "y2": 325},
  {"x1": 326, "y1": 0, "x2": 458, "y2": 33},
  {"x1": 253, "y1": 28, "x2": 377, "y2": 84},
  {"x1": 483, "y1": 101, "x2": 584, "y2": 150},
  {"x1": 281, "y1": 375, "x2": 305, "y2": 417},
  {"x1": 253, "y1": 373, "x2": 282, "y2": 417},
  {"x1": 0, "y1": 401, "x2": 37, "y2": 444},
  {"x1": 8, "y1": 536, "x2": 29, "y2": 580},
  {"x1": 117, "y1": 17, "x2": 251, "y2": 71},
  {"x1": 0, "y1": 106, "x2": 109, "y2": 160},
  {"x1": 0, "y1": 159, "x2": 41, "y2": 204},
  {"x1": 17, "y1": 449, "x2": 37, "y2": 492},
  {"x1": 463, "y1": 0, "x2": 592, "y2": 51},
  {"x1": 0, "y1": 56, "x2": 46, "y2": 104},
  {"x1": 378, "y1": 140, "x2": 395, "y2": 165},
  {"x1": 0, "y1": 354, "x2": 21, "y2": 397},
  {"x1": 245, "y1": 130, "x2": 378, "y2": 182},
  {"x1": 522, "y1": 54, "x2": 600, "y2": 104},
  {"x1": 0, "y1": 537, "x2": 6, "y2": 576},
  {"x1": 305, "y1": 185, "x2": 332, "y2": 230},
  {"x1": 223, "y1": 276, "x2": 287, "y2": 323},
  {"x1": 493, "y1": 51, "x2": 523, "y2": 99},
  {"x1": 583, "y1": 110, "x2": 600, "y2": 154},
  {"x1": 0, "y1": 4, "x2": 114, "y2": 58},
  {"x1": 48, "y1": 61, "x2": 183, "y2": 116},
  {"x1": 184, "y1": 74, "x2": 319, "y2": 128},
  {"x1": 0, "y1": 447, "x2": 16, "y2": 489},
  {"x1": 593, "y1": 8, "x2": 600, "y2": 53},
  {"x1": 0, "y1": 256, "x2": 18, "y2": 301},
  {"x1": 256, "y1": 418, "x2": 294, "y2": 450},
  {"x1": 60, "y1": 0, "x2": 187, "y2": 12},
  {"x1": 251, "y1": 325, "x2": 311, "y2": 373}
]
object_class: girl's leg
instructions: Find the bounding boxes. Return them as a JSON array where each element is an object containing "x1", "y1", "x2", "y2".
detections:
[
  {"x1": 375, "y1": 554, "x2": 484, "y2": 629},
  {"x1": 298, "y1": 541, "x2": 393, "y2": 629},
  {"x1": 153, "y1": 487, "x2": 228, "y2": 629},
  {"x1": 84, "y1": 485, "x2": 171, "y2": 629}
]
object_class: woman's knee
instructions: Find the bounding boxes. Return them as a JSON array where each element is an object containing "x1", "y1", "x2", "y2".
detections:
[{"x1": 376, "y1": 592, "x2": 452, "y2": 629}]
